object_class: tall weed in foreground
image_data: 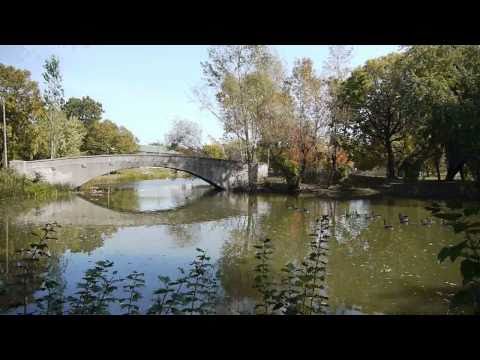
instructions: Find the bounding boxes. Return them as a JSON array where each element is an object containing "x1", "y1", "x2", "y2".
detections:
[
  {"x1": 2, "y1": 219, "x2": 331, "y2": 315},
  {"x1": 148, "y1": 249, "x2": 219, "y2": 315},
  {"x1": 252, "y1": 216, "x2": 330, "y2": 315},
  {"x1": 428, "y1": 201, "x2": 480, "y2": 314}
]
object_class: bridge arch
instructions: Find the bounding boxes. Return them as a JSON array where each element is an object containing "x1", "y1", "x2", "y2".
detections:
[{"x1": 10, "y1": 154, "x2": 268, "y2": 191}]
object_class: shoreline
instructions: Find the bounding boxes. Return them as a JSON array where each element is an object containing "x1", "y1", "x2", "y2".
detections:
[{"x1": 247, "y1": 176, "x2": 480, "y2": 201}]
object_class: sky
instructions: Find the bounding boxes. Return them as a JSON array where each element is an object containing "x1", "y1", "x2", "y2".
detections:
[{"x1": 0, "y1": 45, "x2": 400, "y2": 145}]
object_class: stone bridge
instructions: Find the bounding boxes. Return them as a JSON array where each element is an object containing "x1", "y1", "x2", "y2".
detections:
[{"x1": 10, "y1": 154, "x2": 268, "y2": 190}]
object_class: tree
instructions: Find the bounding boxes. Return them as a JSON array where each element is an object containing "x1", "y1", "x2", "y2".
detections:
[
  {"x1": 323, "y1": 45, "x2": 353, "y2": 80},
  {"x1": 35, "y1": 110, "x2": 86, "y2": 157},
  {"x1": 63, "y1": 96, "x2": 103, "y2": 128},
  {"x1": 401, "y1": 45, "x2": 480, "y2": 181},
  {"x1": 286, "y1": 58, "x2": 329, "y2": 184},
  {"x1": 84, "y1": 119, "x2": 138, "y2": 155},
  {"x1": 42, "y1": 55, "x2": 64, "y2": 109},
  {"x1": 202, "y1": 143, "x2": 226, "y2": 159},
  {"x1": 198, "y1": 45, "x2": 284, "y2": 188},
  {"x1": 323, "y1": 46, "x2": 353, "y2": 183},
  {"x1": 0, "y1": 64, "x2": 44, "y2": 162},
  {"x1": 42, "y1": 55, "x2": 66, "y2": 159},
  {"x1": 164, "y1": 118, "x2": 202, "y2": 152},
  {"x1": 340, "y1": 53, "x2": 412, "y2": 179}
]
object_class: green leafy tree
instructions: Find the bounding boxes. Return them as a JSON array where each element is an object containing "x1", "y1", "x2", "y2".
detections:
[
  {"x1": 0, "y1": 64, "x2": 44, "y2": 162},
  {"x1": 198, "y1": 45, "x2": 285, "y2": 188},
  {"x1": 35, "y1": 110, "x2": 86, "y2": 157},
  {"x1": 202, "y1": 143, "x2": 226, "y2": 159},
  {"x1": 42, "y1": 55, "x2": 66, "y2": 159},
  {"x1": 340, "y1": 53, "x2": 412, "y2": 179},
  {"x1": 402, "y1": 45, "x2": 480, "y2": 181},
  {"x1": 63, "y1": 96, "x2": 103, "y2": 127},
  {"x1": 84, "y1": 119, "x2": 138, "y2": 155}
]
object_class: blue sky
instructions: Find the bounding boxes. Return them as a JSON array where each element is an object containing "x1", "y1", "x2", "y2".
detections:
[{"x1": 0, "y1": 45, "x2": 399, "y2": 144}]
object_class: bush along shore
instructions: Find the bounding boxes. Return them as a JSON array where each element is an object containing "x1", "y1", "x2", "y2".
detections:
[{"x1": 0, "y1": 169, "x2": 71, "y2": 201}]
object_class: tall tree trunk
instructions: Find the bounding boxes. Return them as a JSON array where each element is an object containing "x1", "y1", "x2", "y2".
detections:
[
  {"x1": 435, "y1": 158, "x2": 441, "y2": 181},
  {"x1": 386, "y1": 141, "x2": 395, "y2": 179}
]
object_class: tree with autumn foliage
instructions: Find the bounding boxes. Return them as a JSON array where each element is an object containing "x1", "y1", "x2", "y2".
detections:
[{"x1": 285, "y1": 58, "x2": 329, "y2": 185}]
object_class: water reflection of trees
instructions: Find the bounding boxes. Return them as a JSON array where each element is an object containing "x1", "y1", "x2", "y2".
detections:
[
  {"x1": 166, "y1": 224, "x2": 200, "y2": 248},
  {"x1": 0, "y1": 217, "x2": 118, "y2": 313},
  {"x1": 83, "y1": 187, "x2": 141, "y2": 212},
  {"x1": 218, "y1": 194, "x2": 331, "y2": 309}
]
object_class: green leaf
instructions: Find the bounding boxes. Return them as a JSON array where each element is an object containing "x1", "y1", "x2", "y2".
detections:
[{"x1": 438, "y1": 241, "x2": 467, "y2": 263}]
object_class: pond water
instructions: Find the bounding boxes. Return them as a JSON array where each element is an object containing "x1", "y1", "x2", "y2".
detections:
[{"x1": 0, "y1": 177, "x2": 466, "y2": 314}]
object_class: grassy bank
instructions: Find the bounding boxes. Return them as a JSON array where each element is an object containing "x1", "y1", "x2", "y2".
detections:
[
  {"x1": 0, "y1": 169, "x2": 71, "y2": 201},
  {"x1": 81, "y1": 167, "x2": 192, "y2": 188}
]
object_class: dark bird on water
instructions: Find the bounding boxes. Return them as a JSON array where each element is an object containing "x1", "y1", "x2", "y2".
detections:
[
  {"x1": 384, "y1": 219, "x2": 393, "y2": 229},
  {"x1": 399, "y1": 213, "x2": 409, "y2": 224}
]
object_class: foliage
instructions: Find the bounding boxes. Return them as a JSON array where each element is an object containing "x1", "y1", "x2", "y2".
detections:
[
  {"x1": 202, "y1": 143, "x2": 226, "y2": 159},
  {"x1": 84, "y1": 119, "x2": 138, "y2": 155},
  {"x1": 252, "y1": 217, "x2": 330, "y2": 315},
  {"x1": 252, "y1": 238, "x2": 277, "y2": 314},
  {"x1": 41, "y1": 55, "x2": 67, "y2": 159},
  {"x1": 339, "y1": 53, "x2": 412, "y2": 179},
  {"x1": 1, "y1": 60, "x2": 139, "y2": 163},
  {"x1": 198, "y1": 45, "x2": 286, "y2": 187},
  {"x1": 428, "y1": 202, "x2": 480, "y2": 314},
  {"x1": 148, "y1": 249, "x2": 219, "y2": 315},
  {"x1": 0, "y1": 168, "x2": 70, "y2": 200},
  {"x1": 63, "y1": 96, "x2": 104, "y2": 128},
  {"x1": 0, "y1": 64, "x2": 44, "y2": 162},
  {"x1": 270, "y1": 151, "x2": 300, "y2": 189},
  {"x1": 42, "y1": 55, "x2": 64, "y2": 109},
  {"x1": 286, "y1": 58, "x2": 329, "y2": 182},
  {"x1": 35, "y1": 110, "x2": 86, "y2": 158},
  {"x1": 67, "y1": 260, "x2": 123, "y2": 315},
  {"x1": 1, "y1": 216, "x2": 333, "y2": 315},
  {"x1": 119, "y1": 271, "x2": 145, "y2": 315}
]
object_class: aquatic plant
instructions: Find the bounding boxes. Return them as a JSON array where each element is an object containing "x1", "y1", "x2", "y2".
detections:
[
  {"x1": 119, "y1": 271, "x2": 145, "y2": 315},
  {"x1": 148, "y1": 248, "x2": 219, "y2": 315},
  {"x1": 428, "y1": 201, "x2": 480, "y2": 314},
  {"x1": 67, "y1": 260, "x2": 123, "y2": 315},
  {"x1": 252, "y1": 217, "x2": 330, "y2": 315}
]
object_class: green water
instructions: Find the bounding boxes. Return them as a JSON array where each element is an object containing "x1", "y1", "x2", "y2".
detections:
[{"x1": 0, "y1": 178, "x2": 466, "y2": 314}]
